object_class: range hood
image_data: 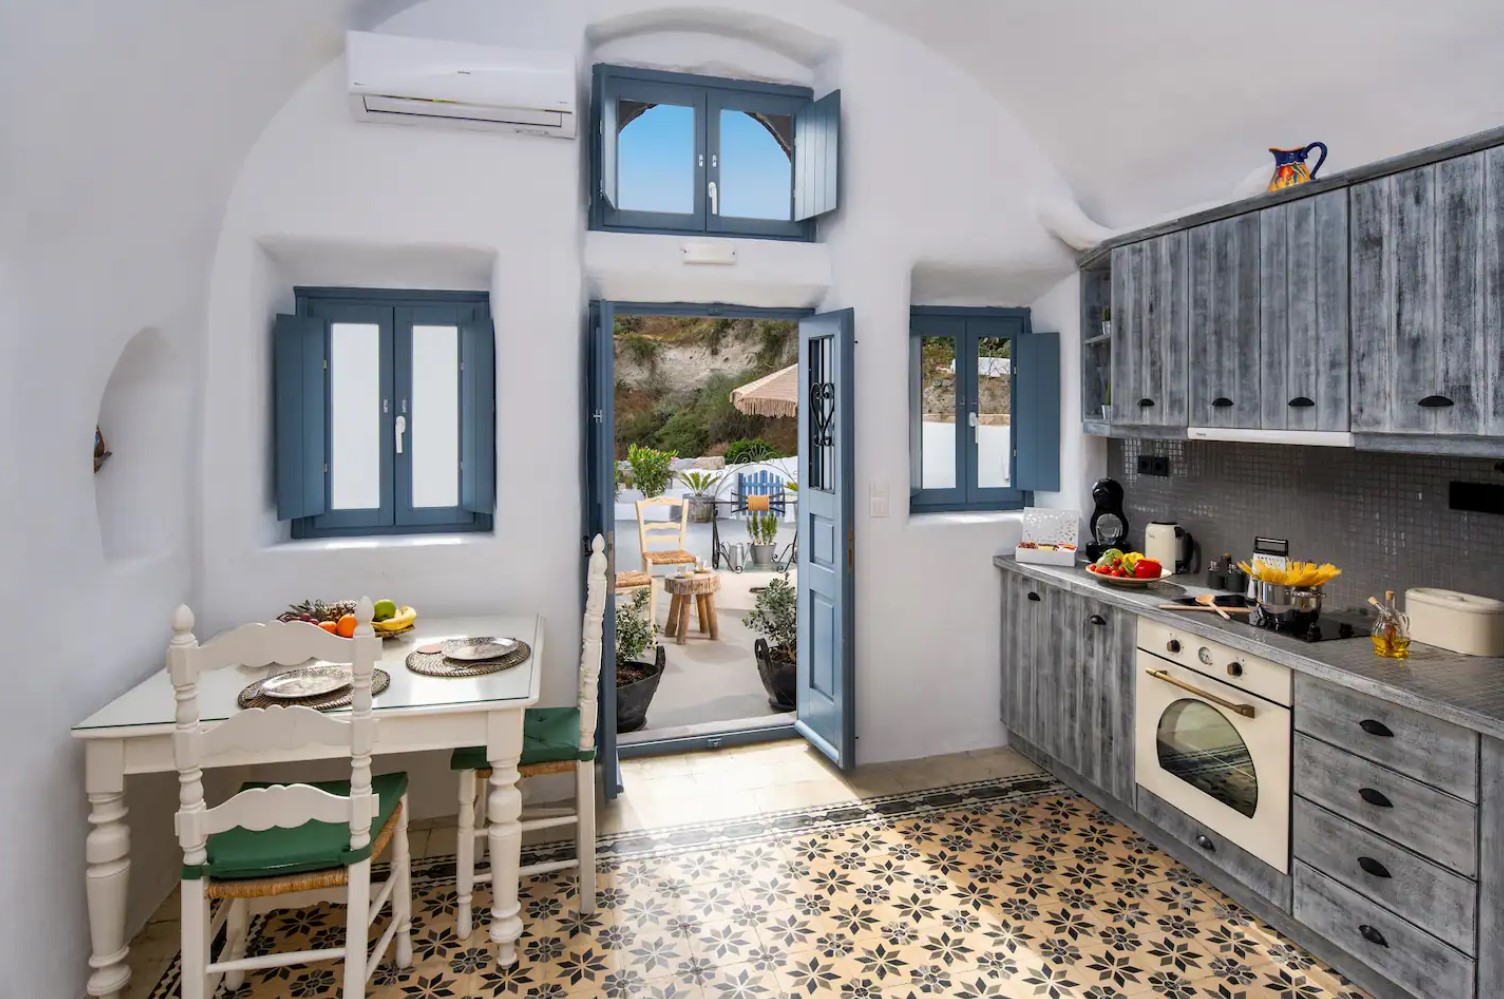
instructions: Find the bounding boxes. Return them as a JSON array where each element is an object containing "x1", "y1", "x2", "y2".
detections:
[{"x1": 1187, "y1": 427, "x2": 1355, "y2": 447}]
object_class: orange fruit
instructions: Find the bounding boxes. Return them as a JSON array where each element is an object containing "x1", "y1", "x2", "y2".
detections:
[
  {"x1": 336, "y1": 614, "x2": 358, "y2": 638},
  {"x1": 319, "y1": 621, "x2": 338, "y2": 634}
]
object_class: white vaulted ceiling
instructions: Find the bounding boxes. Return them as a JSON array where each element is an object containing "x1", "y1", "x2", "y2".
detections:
[{"x1": 842, "y1": 0, "x2": 1504, "y2": 227}]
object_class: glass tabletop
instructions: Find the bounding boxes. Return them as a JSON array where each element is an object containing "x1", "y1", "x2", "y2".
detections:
[{"x1": 74, "y1": 614, "x2": 542, "y2": 734}]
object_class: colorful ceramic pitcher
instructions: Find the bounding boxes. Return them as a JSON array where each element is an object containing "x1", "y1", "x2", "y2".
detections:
[{"x1": 1267, "y1": 142, "x2": 1328, "y2": 191}]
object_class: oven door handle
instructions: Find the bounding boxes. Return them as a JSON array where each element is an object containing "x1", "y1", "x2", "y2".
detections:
[{"x1": 1145, "y1": 668, "x2": 1256, "y2": 718}]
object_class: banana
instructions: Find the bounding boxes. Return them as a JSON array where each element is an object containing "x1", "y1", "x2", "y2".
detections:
[{"x1": 374, "y1": 606, "x2": 417, "y2": 632}]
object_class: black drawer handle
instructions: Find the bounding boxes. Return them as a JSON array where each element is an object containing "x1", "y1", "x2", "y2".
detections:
[
  {"x1": 1357, "y1": 856, "x2": 1392, "y2": 879},
  {"x1": 1027, "y1": 592, "x2": 1041, "y2": 602},
  {"x1": 1358, "y1": 924, "x2": 1389, "y2": 948},
  {"x1": 1194, "y1": 834, "x2": 1215, "y2": 852},
  {"x1": 1138, "y1": 398, "x2": 1156, "y2": 408},
  {"x1": 1418, "y1": 395, "x2": 1454, "y2": 409},
  {"x1": 1359, "y1": 787, "x2": 1394, "y2": 808},
  {"x1": 1212, "y1": 397, "x2": 1234, "y2": 408},
  {"x1": 1088, "y1": 614, "x2": 1107, "y2": 626},
  {"x1": 1288, "y1": 396, "x2": 1315, "y2": 408},
  {"x1": 1358, "y1": 719, "x2": 1394, "y2": 738}
]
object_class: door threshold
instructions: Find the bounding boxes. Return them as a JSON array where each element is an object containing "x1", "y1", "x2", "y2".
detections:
[{"x1": 619, "y1": 720, "x2": 797, "y2": 758}]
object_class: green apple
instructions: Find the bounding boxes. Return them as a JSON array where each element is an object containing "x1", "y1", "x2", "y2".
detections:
[{"x1": 373, "y1": 599, "x2": 398, "y2": 623}]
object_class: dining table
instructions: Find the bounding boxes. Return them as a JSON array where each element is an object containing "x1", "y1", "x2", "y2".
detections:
[{"x1": 71, "y1": 612, "x2": 544, "y2": 999}]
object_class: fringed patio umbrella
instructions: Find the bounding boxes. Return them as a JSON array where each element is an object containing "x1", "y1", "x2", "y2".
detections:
[{"x1": 729, "y1": 363, "x2": 799, "y2": 418}]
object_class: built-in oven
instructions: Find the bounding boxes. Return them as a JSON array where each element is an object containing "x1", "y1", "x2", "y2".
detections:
[{"x1": 1135, "y1": 619, "x2": 1292, "y2": 873}]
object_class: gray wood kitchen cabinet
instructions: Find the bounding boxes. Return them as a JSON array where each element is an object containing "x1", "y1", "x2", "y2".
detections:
[
  {"x1": 1351, "y1": 149, "x2": 1504, "y2": 438},
  {"x1": 999, "y1": 570, "x2": 1041, "y2": 747},
  {"x1": 1259, "y1": 191, "x2": 1351, "y2": 431},
  {"x1": 1110, "y1": 233, "x2": 1189, "y2": 429},
  {"x1": 1189, "y1": 213, "x2": 1262, "y2": 428},
  {"x1": 1075, "y1": 596, "x2": 1135, "y2": 802}
]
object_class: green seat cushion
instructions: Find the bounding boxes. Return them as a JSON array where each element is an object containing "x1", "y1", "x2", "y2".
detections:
[
  {"x1": 187, "y1": 771, "x2": 409, "y2": 881},
  {"x1": 449, "y1": 707, "x2": 594, "y2": 772}
]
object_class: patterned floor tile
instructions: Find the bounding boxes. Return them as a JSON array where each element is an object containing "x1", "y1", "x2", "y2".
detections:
[{"x1": 134, "y1": 770, "x2": 1372, "y2": 999}]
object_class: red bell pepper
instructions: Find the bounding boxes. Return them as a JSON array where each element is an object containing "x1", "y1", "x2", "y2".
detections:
[{"x1": 1133, "y1": 559, "x2": 1162, "y2": 579}]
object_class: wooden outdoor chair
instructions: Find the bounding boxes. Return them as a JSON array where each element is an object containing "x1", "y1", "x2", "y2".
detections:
[
  {"x1": 168, "y1": 598, "x2": 412, "y2": 999},
  {"x1": 448, "y1": 534, "x2": 608, "y2": 938},
  {"x1": 636, "y1": 494, "x2": 696, "y2": 624}
]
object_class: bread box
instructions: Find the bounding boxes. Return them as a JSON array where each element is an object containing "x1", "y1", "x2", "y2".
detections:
[{"x1": 1406, "y1": 588, "x2": 1504, "y2": 657}]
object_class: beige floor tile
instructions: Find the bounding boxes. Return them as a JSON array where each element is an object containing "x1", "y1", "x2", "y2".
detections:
[{"x1": 753, "y1": 776, "x2": 860, "y2": 813}]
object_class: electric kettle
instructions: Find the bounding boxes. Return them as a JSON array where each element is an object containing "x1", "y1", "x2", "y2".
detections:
[{"x1": 1144, "y1": 522, "x2": 1195, "y2": 576}]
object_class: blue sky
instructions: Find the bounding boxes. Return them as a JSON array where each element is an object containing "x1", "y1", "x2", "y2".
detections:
[{"x1": 617, "y1": 103, "x2": 792, "y2": 220}]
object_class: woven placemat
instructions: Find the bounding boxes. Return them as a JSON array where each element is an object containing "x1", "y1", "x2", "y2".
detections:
[
  {"x1": 406, "y1": 641, "x2": 531, "y2": 678},
  {"x1": 237, "y1": 669, "x2": 391, "y2": 710}
]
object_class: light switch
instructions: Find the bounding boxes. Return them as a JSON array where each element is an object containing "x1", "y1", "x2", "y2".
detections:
[{"x1": 868, "y1": 482, "x2": 889, "y2": 518}]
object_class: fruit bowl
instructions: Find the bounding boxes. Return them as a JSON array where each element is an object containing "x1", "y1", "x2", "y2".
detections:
[
  {"x1": 1086, "y1": 565, "x2": 1164, "y2": 589},
  {"x1": 1084, "y1": 551, "x2": 1164, "y2": 588}
]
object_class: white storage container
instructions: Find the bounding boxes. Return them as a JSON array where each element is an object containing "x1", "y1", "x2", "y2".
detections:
[
  {"x1": 1015, "y1": 508, "x2": 1080, "y2": 567},
  {"x1": 1406, "y1": 588, "x2": 1504, "y2": 657}
]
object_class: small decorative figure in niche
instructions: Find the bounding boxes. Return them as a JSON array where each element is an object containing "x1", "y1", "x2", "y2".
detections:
[{"x1": 93, "y1": 425, "x2": 112, "y2": 473}]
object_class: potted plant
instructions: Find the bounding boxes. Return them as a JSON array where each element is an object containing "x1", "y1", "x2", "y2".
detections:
[
  {"x1": 679, "y1": 470, "x2": 717, "y2": 523},
  {"x1": 747, "y1": 510, "x2": 778, "y2": 568},
  {"x1": 627, "y1": 443, "x2": 676, "y2": 500},
  {"x1": 615, "y1": 590, "x2": 665, "y2": 733},
  {"x1": 744, "y1": 577, "x2": 796, "y2": 711}
]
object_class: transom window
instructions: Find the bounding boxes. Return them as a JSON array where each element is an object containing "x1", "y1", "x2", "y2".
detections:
[
  {"x1": 909, "y1": 308, "x2": 1061, "y2": 513},
  {"x1": 273, "y1": 289, "x2": 495, "y2": 539},
  {"x1": 591, "y1": 65, "x2": 841, "y2": 240}
]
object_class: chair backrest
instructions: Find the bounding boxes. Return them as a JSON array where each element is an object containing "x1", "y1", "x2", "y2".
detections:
[
  {"x1": 736, "y1": 470, "x2": 786, "y2": 515},
  {"x1": 636, "y1": 494, "x2": 688, "y2": 554},
  {"x1": 577, "y1": 535, "x2": 608, "y2": 752},
  {"x1": 168, "y1": 600, "x2": 384, "y2": 872}
]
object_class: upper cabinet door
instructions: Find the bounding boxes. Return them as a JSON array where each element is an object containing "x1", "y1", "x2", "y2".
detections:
[
  {"x1": 1259, "y1": 192, "x2": 1350, "y2": 431},
  {"x1": 1111, "y1": 233, "x2": 1189, "y2": 428},
  {"x1": 1189, "y1": 214, "x2": 1262, "y2": 429},
  {"x1": 1351, "y1": 152, "x2": 1498, "y2": 436}
]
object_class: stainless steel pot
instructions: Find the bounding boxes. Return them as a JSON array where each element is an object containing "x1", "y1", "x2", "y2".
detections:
[{"x1": 1255, "y1": 582, "x2": 1322, "y2": 632}]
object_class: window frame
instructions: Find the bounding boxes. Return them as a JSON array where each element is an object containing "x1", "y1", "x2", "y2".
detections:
[
  {"x1": 290, "y1": 288, "x2": 494, "y2": 540},
  {"x1": 591, "y1": 64, "x2": 817, "y2": 241},
  {"x1": 909, "y1": 307, "x2": 1032, "y2": 513}
]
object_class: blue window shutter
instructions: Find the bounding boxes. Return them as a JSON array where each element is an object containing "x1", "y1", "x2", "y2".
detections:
[
  {"x1": 598, "y1": 75, "x2": 618, "y2": 210},
  {"x1": 793, "y1": 90, "x2": 840, "y2": 221},
  {"x1": 273, "y1": 314, "x2": 327, "y2": 521},
  {"x1": 460, "y1": 319, "x2": 496, "y2": 515},
  {"x1": 1015, "y1": 331, "x2": 1061, "y2": 493}
]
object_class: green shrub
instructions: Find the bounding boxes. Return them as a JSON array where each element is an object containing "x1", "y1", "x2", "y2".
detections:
[
  {"x1": 725, "y1": 438, "x2": 779, "y2": 464},
  {"x1": 678, "y1": 470, "x2": 717, "y2": 496},
  {"x1": 626, "y1": 443, "x2": 677, "y2": 499},
  {"x1": 743, "y1": 577, "x2": 797, "y2": 655},
  {"x1": 653, "y1": 410, "x2": 709, "y2": 457},
  {"x1": 616, "y1": 590, "x2": 657, "y2": 667}
]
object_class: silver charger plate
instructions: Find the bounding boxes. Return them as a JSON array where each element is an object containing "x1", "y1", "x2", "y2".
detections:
[
  {"x1": 443, "y1": 636, "x2": 519, "y2": 662},
  {"x1": 261, "y1": 662, "x2": 354, "y2": 701}
]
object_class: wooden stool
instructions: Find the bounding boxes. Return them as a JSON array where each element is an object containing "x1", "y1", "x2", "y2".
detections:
[{"x1": 662, "y1": 572, "x2": 721, "y2": 644}]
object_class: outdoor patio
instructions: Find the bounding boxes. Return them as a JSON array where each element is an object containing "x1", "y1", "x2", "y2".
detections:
[{"x1": 613, "y1": 518, "x2": 796, "y2": 743}]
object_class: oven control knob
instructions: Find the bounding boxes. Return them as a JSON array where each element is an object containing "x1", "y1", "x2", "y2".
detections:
[
  {"x1": 1197, "y1": 647, "x2": 1214, "y2": 666},
  {"x1": 1166, "y1": 640, "x2": 1182, "y2": 654},
  {"x1": 1226, "y1": 662, "x2": 1244, "y2": 678}
]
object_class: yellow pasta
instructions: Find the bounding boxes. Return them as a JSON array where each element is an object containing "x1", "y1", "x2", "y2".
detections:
[{"x1": 1237, "y1": 560, "x2": 1342, "y2": 588}]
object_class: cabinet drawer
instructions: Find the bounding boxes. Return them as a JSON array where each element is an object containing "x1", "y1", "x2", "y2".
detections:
[
  {"x1": 1293, "y1": 797, "x2": 1476, "y2": 953},
  {"x1": 1136, "y1": 786, "x2": 1289, "y2": 911},
  {"x1": 1295, "y1": 675, "x2": 1478, "y2": 800},
  {"x1": 1294, "y1": 862, "x2": 1475, "y2": 999},
  {"x1": 1295, "y1": 734, "x2": 1477, "y2": 877}
]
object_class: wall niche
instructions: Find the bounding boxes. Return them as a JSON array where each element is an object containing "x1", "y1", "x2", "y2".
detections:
[{"x1": 94, "y1": 327, "x2": 189, "y2": 563}]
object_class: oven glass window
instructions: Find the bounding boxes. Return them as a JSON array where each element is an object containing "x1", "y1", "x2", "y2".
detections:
[{"x1": 1156, "y1": 699, "x2": 1258, "y2": 818}]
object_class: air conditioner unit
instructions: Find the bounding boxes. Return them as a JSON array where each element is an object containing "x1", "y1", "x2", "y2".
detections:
[{"x1": 346, "y1": 31, "x2": 576, "y2": 139}]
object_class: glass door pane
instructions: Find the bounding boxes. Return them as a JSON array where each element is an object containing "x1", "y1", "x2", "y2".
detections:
[
  {"x1": 915, "y1": 336, "x2": 958, "y2": 490},
  {"x1": 1156, "y1": 699, "x2": 1259, "y2": 817},
  {"x1": 717, "y1": 108, "x2": 793, "y2": 220},
  {"x1": 409, "y1": 324, "x2": 460, "y2": 509},
  {"x1": 329, "y1": 322, "x2": 382, "y2": 510},
  {"x1": 975, "y1": 335, "x2": 1012, "y2": 489}
]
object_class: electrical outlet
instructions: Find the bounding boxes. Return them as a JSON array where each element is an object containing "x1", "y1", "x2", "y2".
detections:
[{"x1": 1137, "y1": 454, "x2": 1170, "y2": 477}]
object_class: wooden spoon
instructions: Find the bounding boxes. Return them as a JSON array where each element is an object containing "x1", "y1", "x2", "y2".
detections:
[{"x1": 1196, "y1": 593, "x2": 1233, "y2": 620}]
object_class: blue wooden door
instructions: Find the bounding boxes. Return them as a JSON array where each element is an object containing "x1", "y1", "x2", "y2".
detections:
[
  {"x1": 586, "y1": 302, "x2": 622, "y2": 799},
  {"x1": 795, "y1": 309, "x2": 856, "y2": 769}
]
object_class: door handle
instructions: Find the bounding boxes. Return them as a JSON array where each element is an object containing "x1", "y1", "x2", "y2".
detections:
[
  {"x1": 1358, "y1": 787, "x2": 1394, "y2": 808},
  {"x1": 1212, "y1": 397, "x2": 1234, "y2": 408},
  {"x1": 1288, "y1": 396, "x2": 1315, "y2": 408},
  {"x1": 1088, "y1": 614, "x2": 1107, "y2": 626},
  {"x1": 1138, "y1": 398, "x2": 1156, "y2": 408},
  {"x1": 395, "y1": 413, "x2": 407, "y2": 454},
  {"x1": 1144, "y1": 668, "x2": 1255, "y2": 718},
  {"x1": 1418, "y1": 395, "x2": 1454, "y2": 409},
  {"x1": 1026, "y1": 591, "x2": 1041, "y2": 602}
]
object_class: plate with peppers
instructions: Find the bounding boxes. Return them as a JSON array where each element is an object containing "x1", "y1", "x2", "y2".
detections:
[{"x1": 1085, "y1": 549, "x2": 1164, "y2": 588}]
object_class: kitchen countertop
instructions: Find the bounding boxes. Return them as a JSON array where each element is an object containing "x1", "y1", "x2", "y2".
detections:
[{"x1": 996, "y1": 556, "x2": 1504, "y2": 742}]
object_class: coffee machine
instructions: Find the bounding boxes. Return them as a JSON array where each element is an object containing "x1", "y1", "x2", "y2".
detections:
[{"x1": 1085, "y1": 478, "x2": 1129, "y2": 561}]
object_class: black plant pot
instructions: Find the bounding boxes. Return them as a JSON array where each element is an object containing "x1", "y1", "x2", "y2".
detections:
[
  {"x1": 754, "y1": 638, "x2": 797, "y2": 712},
  {"x1": 616, "y1": 645, "x2": 666, "y2": 733}
]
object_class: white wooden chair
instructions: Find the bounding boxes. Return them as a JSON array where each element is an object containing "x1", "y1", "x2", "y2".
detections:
[
  {"x1": 168, "y1": 598, "x2": 413, "y2": 999},
  {"x1": 636, "y1": 494, "x2": 696, "y2": 625},
  {"x1": 450, "y1": 534, "x2": 607, "y2": 938}
]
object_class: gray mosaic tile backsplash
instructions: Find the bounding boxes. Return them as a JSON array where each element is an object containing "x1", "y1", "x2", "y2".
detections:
[{"x1": 1109, "y1": 439, "x2": 1504, "y2": 608}]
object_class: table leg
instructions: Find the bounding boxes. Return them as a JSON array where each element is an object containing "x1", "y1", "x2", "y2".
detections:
[
  {"x1": 696, "y1": 595, "x2": 710, "y2": 635},
  {"x1": 85, "y1": 784, "x2": 131, "y2": 999},
  {"x1": 675, "y1": 596, "x2": 691, "y2": 645},
  {"x1": 487, "y1": 749, "x2": 524, "y2": 965},
  {"x1": 705, "y1": 594, "x2": 720, "y2": 640},
  {"x1": 664, "y1": 595, "x2": 680, "y2": 638}
]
